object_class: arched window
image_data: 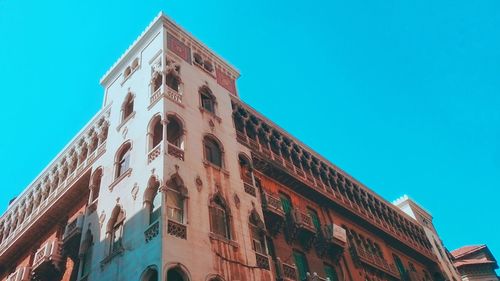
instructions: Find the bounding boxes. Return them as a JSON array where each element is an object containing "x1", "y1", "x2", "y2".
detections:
[
  {"x1": 166, "y1": 72, "x2": 180, "y2": 92},
  {"x1": 149, "y1": 116, "x2": 163, "y2": 150},
  {"x1": 89, "y1": 168, "x2": 103, "y2": 203},
  {"x1": 200, "y1": 86, "x2": 216, "y2": 114},
  {"x1": 122, "y1": 93, "x2": 134, "y2": 121},
  {"x1": 166, "y1": 267, "x2": 187, "y2": 281},
  {"x1": 144, "y1": 177, "x2": 161, "y2": 224},
  {"x1": 203, "y1": 136, "x2": 223, "y2": 167},
  {"x1": 209, "y1": 194, "x2": 231, "y2": 239},
  {"x1": 115, "y1": 142, "x2": 131, "y2": 178},
  {"x1": 166, "y1": 174, "x2": 186, "y2": 224},
  {"x1": 238, "y1": 154, "x2": 253, "y2": 185},
  {"x1": 249, "y1": 211, "x2": 266, "y2": 254},
  {"x1": 152, "y1": 72, "x2": 162, "y2": 93},
  {"x1": 140, "y1": 266, "x2": 158, "y2": 281},
  {"x1": 107, "y1": 206, "x2": 125, "y2": 255},
  {"x1": 166, "y1": 115, "x2": 184, "y2": 148}
]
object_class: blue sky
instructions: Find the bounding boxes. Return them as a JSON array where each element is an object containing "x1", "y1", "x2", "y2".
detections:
[{"x1": 0, "y1": 0, "x2": 499, "y2": 266}]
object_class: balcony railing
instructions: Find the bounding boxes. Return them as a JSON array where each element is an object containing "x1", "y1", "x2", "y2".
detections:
[
  {"x1": 306, "y1": 272, "x2": 330, "y2": 281},
  {"x1": 32, "y1": 239, "x2": 63, "y2": 280},
  {"x1": 0, "y1": 106, "x2": 110, "y2": 258},
  {"x1": 148, "y1": 143, "x2": 162, "y2": 163},
  {"x1": 167, "y1": 143, "x2": 184, "y2": 161},
  {"x1": 144, "y1": 221, "x2": 160, "y2": 243},
  {"x1": 5, "y1": 266, "x2": 30, "y2": 281},
  {"x1": 167, "y1": 219, "x2": 187, "y2": 240},
  {"x1": 322, "y1": 223, "x2": 347, "y2": 247},
  {"x1": 149, "y1": 85, "x2": 183, "y2": 108},
  {"x1": 261, "y1": 191, "x2": 286, "y2": 235},
  {"x1": 255, "y1": 252, "x2": 270, "y2": 270},
  {"x1": 290, "y1": 208, "x2": 316, "y2": 235},
  {"x1": 350, "y1": 245, "x2": 399, "y2": 278},
  {"x1": 276, "y1": 258, "x2": 297, "y2": 281},
  {"x1": 63, "y1": 214, "x2": 84, "y2": 243}
]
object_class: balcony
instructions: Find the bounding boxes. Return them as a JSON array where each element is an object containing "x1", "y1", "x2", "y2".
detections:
[
  {"x1": 149, "y1": 85, "x2": 183, "y2": 109},
  {"x1": 316, "y1": 224, "x2": 347, "y2": 260},
  {"x1": 0, "y1": 105, "x2": 110, "y2": 263},
  {"x1": 5, "y1": 267, "x2": 30, "y2": 281},
  {"x1": 167, "y1": 143, "x2": 184, "y2": 161},
  {"x1": 349, "y1": 245, "x2": 399, "y2": 279},
  {"x1": 167, "y1": 219, "x2": 187, "y2": 240},
  {"x1": 287, "y1": 208, "x2": 317, "y2": 248},
  {"x1": 255, "y1": 252, "x2": 270, "y2": 270},
  {"x1": 144, "y1": 221, "x2": 160, "y2": 243},
  {"x1": 276, "y1": 258, "x2": 297, "y2": 281},
  {"x1": 62, "y1": 213, "x2": 84, "y2": 258},
  {"x1": 32, "y1": 240, "x2": 63, "y2": 281},
  {"x1": 261, "y1": 191, "x2": 285, "y2": 235},
  {"x1": 148, "y1": 143, "x2": 162, "y2": 163}
]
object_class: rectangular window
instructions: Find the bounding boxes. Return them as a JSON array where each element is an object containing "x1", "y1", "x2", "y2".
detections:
[
  {"x1": 293, "y1": 250, "x2": 309, "y2": 281},
  {"x1": 210, "y1": 206, "x2": 229, "y2": 239}
]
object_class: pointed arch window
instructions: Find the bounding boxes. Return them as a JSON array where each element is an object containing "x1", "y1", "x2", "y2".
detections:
[
  {"x1": 148, "y1": 116, "x2": 163, "y2": 150},
  {"x1": 167, "y1": 115, "x2": 184, "y2": 148},
  {"x1": 122, "y1": 93, "x2": 134, "y2": 121},
  {"x1": 115, "y1": 143, "x2": 131, "y2": 179},
  {"x1": 144, "y1": 177, "x2": 161, "y2": 224},
  {"x1": 200, "y1": 86, "x2": 216, "y2": 114},
  {"x1": 166, "y1": 174, "x2": 187, "y2": 224},
  {"x1": 141, "y1": 267, "x2": 158, "y2": 281},
  {"x1": 89, "y1": 168, "x2": 102, "y2": 203},
  {"x1": 238, "y1": 154, "x2": 253, "y2": 185},
  {"x1": 209, "y1": 195, "x2": 231, "y2": 239},
  {"x1": 166, "y1": 267, "x2": 188, "y2": 281},
  {"x1": 249, "y1": 211, "x2": 266, "y2": 254},
  {"x1": 107, "y1": 206, "x2": 125, "y2": 255},
  {"x1": 203, "y1": 136, "x2": 223, "y2": 168}
]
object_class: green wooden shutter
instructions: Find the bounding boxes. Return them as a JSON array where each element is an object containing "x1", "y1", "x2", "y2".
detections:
[
  {"x1": 308, "y1": 209, "x2": 321, "y2": 232},
  {"x1": 324, "y1": 264, "x2": 339, "y2": 281},
  {"x1": 293, "y1": 251, "x2": 309, "y2": 281},
  {"x1": 280, "y1": 194, "x2": 292, "y2": 215}
]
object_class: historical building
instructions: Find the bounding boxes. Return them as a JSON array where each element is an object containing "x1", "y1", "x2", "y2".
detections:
[
  {"x1": 393, "y1": 195, "x2": 461, "y2": 281},
  {"x1": 451, "y1": 245, "x2": 499, "y2": 281},
  {"x1": 0, "y1": 12, "x2": 448, "y2": 281}
]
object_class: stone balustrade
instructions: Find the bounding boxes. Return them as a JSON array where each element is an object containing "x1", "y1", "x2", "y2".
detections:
[{"x1": 0, "y1": 106, "x2": 111, "y2": 255}]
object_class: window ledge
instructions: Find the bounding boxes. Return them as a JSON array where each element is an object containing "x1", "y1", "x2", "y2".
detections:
[
  {"x1": 117, "y1": 111, "x2": 136, "y2": 131},
  {"x1": 203, "y1": 160, "x2": 230, "y2": 177},
  {"x1": 109, "y1": 169, "x2": 132, "y2": 191},
  {"x1": 199, "y1": 107, "x2": 221, "y2": 123},
  {"x1": 209, "y1": 233, "x2": 238, "y2": 248}
]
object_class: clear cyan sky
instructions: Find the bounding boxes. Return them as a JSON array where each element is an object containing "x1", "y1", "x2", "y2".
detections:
[{"x1": 0, "y1": 0, "x2": 499, "y2": 265}]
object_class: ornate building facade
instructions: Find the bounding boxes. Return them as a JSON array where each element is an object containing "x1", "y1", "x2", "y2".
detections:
[
  {"x1": 0, "y1": 12, "x2": 448, "y2": 281},
  {"x1": 451, "y1": 245, "x2": 499, "y2": 281}
]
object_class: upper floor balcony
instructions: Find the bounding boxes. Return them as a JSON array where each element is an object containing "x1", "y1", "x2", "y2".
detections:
[
  {"x1": 287, "y1": 208, "x2": 317, "y2": 248},
  {"x1": 349, "y1": 244, "x2": 400, "y2": 279},
  {"x1": 232, "y1": 100, "x2": 437, "y2": 263},
  {"x1": 31, "y1": 239, "x2": 63, "y2": 281},
  {"x1": 62, "y1": 213, "x2": 85, "y2": 259},
  {"x1": 261, "y1": 191, "x2": 285, "y2": 235},
  {"x1": 0, "y1": 105, "x2": 110, "y2": 264},
  {"x1": 316, "y1": 223, "x2": 347, "y2": 260}
]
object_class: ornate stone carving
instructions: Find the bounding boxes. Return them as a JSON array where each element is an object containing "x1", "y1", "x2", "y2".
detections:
[
  {"x1": 131, "y1": 183, "x2": 139, "y2": 201},
  {"x1": 195, "y1": 176, "x2": 203, "y2": 192}
]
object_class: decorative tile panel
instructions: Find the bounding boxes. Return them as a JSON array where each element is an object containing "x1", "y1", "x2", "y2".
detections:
[
  {"x1": 216, "y1": 68, "x2": 237, "y2": 96},
  {"x1": 167, "y1": 33, "x2": 191, "y2": 63}
]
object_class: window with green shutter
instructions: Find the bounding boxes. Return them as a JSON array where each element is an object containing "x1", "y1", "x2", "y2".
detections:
[
  {"x1": 324, "y1": 264, "x2": 339, "y2": 281},
  {"x1": 307, "y1": 208, "x2": 321, "y2": 232},
  {"x1": 280, "y1": 193, "x2": 292, "y2": 215},
  {"x1": 293, "y1": 250, "x2": 309, "y2": 281}
]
